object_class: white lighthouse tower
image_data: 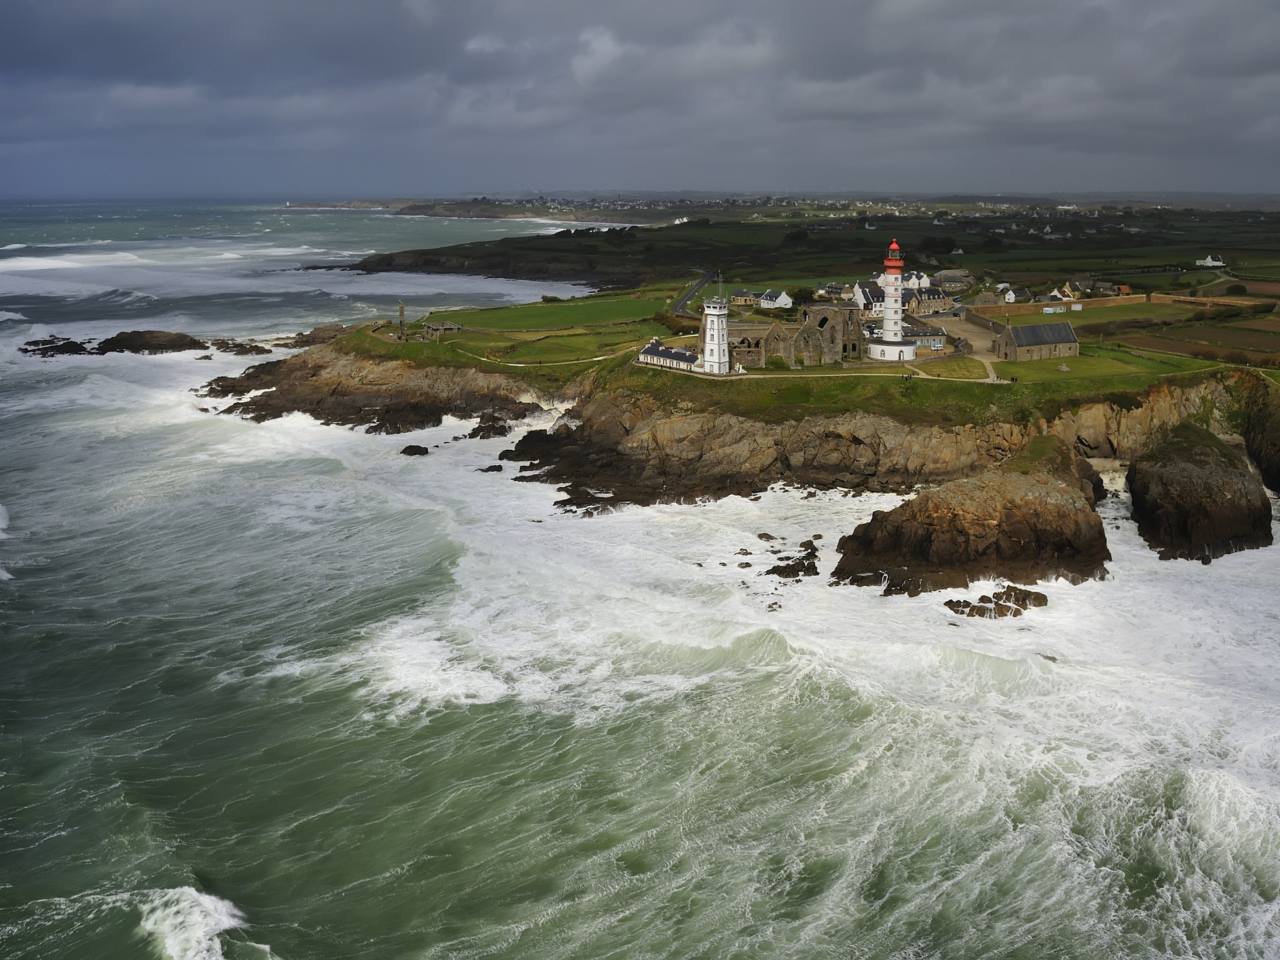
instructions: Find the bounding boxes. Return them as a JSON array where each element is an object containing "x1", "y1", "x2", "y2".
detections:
[
  {"x1": 699, "y1": 282, "x2": 730, "y2": 375},
  {"x1": 869, "y1": 239, "x2": 916, "y2": 362}
]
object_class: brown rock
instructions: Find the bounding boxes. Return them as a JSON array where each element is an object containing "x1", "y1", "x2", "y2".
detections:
[
  {"x1": 832, "y1": 439, "x2": 1110, "y2": 595},
  {"x1": 1127, "y1": 423, "x2": 1273, "y2": 562}
]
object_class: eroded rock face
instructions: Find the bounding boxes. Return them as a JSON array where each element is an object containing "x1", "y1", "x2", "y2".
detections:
[
  {"x1": 1127, "y1": 423, "x2": 1273, "y2": 562},
  {"x1": 202, "y1": 344, "x2": 541, "y2": 435},
  {"x1": 831, "y1": 443, "x2": 1110, "y2": 595}
]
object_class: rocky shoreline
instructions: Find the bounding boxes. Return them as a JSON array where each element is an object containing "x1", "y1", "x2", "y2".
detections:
[{"x1": 29, "y1": 328, "x2": 1274, "y2": 592}]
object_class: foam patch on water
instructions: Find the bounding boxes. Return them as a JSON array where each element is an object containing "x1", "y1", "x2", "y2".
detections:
[
  {"x1": 0, "y1": 310, "x2": 26, "y2": 320},
  {"x1": 138, "y1": 888, "x2": 246, "y2": 960}
]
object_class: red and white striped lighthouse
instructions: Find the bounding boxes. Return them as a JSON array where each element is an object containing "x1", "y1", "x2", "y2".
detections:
[{"x1": 869, "y1": 239, "x2": 917, "y2": 361}]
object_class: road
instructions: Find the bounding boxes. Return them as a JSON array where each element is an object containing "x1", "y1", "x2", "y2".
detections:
[{"x1": 671, "y1": 270, "x2": 713, "y2": 316}]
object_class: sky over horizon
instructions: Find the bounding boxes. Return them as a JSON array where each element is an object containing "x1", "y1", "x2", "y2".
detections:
[{"x1": 2, "y1": 0, "x2": 1279, "y2": 200}]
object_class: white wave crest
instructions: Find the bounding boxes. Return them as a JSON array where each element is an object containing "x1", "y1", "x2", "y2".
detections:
[
  {"x1": 137, "y1": 887, "x2": 245, "y2": 960},
  {"x1": 1, "y1": 243, "x2": 28, "y2": 250},
  {"x1": 0, "y1": 310, "x2": 27, "y2": 321}
]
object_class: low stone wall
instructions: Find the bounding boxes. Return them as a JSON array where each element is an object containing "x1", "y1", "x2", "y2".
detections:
[
  {"x1": 969, "y1": 294, "x2": 1148, "y2": 321},
  {"x1": 1149, "y1": 293, "x2": 1262, "y2": 309}
]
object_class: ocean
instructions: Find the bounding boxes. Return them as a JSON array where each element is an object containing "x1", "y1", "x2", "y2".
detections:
[{"x1": 2, "y1": 202, "x2": 1280, "y2": 960}]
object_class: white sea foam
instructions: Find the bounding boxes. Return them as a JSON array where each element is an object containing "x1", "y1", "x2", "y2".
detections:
[
  {"x1": 0, "y1": 310, "x2": 27, "y2": 321},
  {"x1": 1, "y1": 242, "x2": 27, "y2": 250},
  {"x1": 137, "y1": 888, "x2": 246, "y2": 960}
]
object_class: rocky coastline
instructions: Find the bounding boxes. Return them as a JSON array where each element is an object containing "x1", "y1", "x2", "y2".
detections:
[{"x1": 174, "y1": 341, "x2": 1279, "y2": 589}]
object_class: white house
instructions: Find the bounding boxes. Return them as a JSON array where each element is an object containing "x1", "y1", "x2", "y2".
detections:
[
  {"x1": 637, "y1": 338, "x2": 698, "y2": 371},
  {"x1": 850, "y1": 281, "x2": 885, "y2": 317},
  {"x1": 758, "y1": 289, "x2": 793, "y2": 310},
  {"x1": 872, "y1": 270, "x2": 930, "y2": 290},
  {"x1": 1196, "y1": 255, "x2": 1226, "y2": 267}
]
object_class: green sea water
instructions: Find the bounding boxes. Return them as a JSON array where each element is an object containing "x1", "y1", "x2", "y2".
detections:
[{"x1": 3, "y1": 203, "x2": 1280, "y2": 959}]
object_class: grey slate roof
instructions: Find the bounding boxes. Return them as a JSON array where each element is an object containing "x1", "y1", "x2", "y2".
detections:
[
  {"x1": 1010, "y1": 321, "x2": 1078, "y2": 347},
  {"x1": 640, "y1": 342, "x2": 698, "y2": 363}
]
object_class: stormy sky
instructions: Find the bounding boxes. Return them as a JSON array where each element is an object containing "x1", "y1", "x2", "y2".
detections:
[{"x1": 2, "y1": 0, "x2": 1278, "y2": 199}]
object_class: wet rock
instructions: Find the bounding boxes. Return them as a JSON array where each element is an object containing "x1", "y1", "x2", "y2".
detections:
[
  {"x1": 1127, "y1": 423, "x2": 1273, "y2": 562},
  {"x1": 944, "y1": 598, "x2": 1022, "y2": 619},
  {"x1": 209, "y1": 338, "x2": 272, "y2": 356},
  {"x1": 477, "y1": 464, "x2": 503, "y2": 472},
  {"x1": 832, "y1": 438, "x2": 1109, "y2": 596},
  {"x1": 400, "y1": 445, "x2": 431, "y2": 456},
  {"x1": 992, "y1": 585, "x2": 1048, "y2": 608},
  {"x1": 97, "y1": 330, "x2": 210, "y2": 354},
  {"x1": 277, "y1": 324, "x2": 351, "y2": 348},
  {"x1": 758, "y1": 533, "x2": 777, "y2": 541},
  {"x1": 764, "y1": 539, "x2": 820, "y2": 579},
  {"x1": 19, "y1": 336, "x2": 90, "y2": 357},
  {"x1": 467, "y1": 411, "x2": 512, "y2": 439}
]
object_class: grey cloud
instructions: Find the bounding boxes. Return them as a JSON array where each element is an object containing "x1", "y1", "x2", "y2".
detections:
[{"x1": 0, "y1": 0, "x2": 1277, "y2": 197}]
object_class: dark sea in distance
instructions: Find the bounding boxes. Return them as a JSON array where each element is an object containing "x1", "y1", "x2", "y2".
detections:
[{"x1": 2, "y1": 201, "x2": 1280, "y2": 959}]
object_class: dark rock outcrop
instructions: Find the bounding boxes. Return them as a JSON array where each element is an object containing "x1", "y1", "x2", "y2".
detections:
[
  {"x1": 944, "y1": 586, "x2": 1048, "y2": 619},
  {"x1": 1127, "y1": 423, "x2": 1273, "y2": 562},
  {"x1": 764, "y1": 540, "x2": 820, "y2": 579},
  {"x1": 97, "y1": 330, "x2": 210, "y2": 354},
  {"x1": 209, "y1": 338, "x2": 272, "y2": 356},
  {"x1": 277, "y1": 324, "x2": 351, "y2": 349},
  {"x1": 1240, "y1": 372, "x2": 1280, "y2": 492},
  {"x1": 20, "y1": 336, "x2": 91, "y2": 357},
  {"x1": 468, "y1": 412, "x2": 512, "y2": 439},
  {"x1": 831, "y1": 439, "x2": 1110, "y2": 595},
  {"x1": 400, "y1": 445, "x2": 430, "y2": 456},
  {"x1": 202, "y1": 344, "x2": 540, "y2": 435}
]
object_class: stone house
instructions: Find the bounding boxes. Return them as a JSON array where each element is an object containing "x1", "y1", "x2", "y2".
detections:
[
  {"x1": 991, "y1": 320, "x2": 1079, "y2": 362},
  {"x1": 730, "y1": 289, "x2": 760, "y2": 306},
  {"x1": 904, "y1": 288, "x2": 952, "y2": 315}
]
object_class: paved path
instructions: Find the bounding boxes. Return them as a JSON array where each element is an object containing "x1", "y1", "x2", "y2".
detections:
[{"x1": 671, "y1": 270, "x2": 713, "y2": 315}]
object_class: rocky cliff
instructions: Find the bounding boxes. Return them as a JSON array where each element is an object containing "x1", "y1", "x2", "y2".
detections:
[
  {"x1": 202, "y1": 344, "x2": 541, "y2": 434},
  {"x1": 502, "y1": 378, "x2": 1234, "y2": 509},
  {"x1": 1127, "y1": 423, "x2": 1273, "y2": 562},
  {"x1": 830, "y1": 438, "x2": 1110, "y2": 595}
]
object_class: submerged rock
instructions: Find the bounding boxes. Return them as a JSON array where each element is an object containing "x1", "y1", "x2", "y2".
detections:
[
  {"x1": 1127, "y1": 423, "x2": 1273, "y2": 562},
  {"x1": 209, "y1": 338, "x2": 272, "y2": 356},
  {"x1": 468, "y1": 412, "x2": 512, "y2": 439},
  {"x1": 400, "y1": 445, "x2": 431, "y2": 456},
  {"x1": 832, "y1": 438, "x2": 1110, "y2": 595}
]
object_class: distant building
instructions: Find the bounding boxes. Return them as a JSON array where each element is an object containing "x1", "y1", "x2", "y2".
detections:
[
  {"x1": 1196, "y1": 255, "x2": 1226, "y2": 267},
  {"x1": 758, "y1": 289, "x2": 793, "y2": 310},
  {"x1": 730, "y1": 289, "x2": 760, "y2": 306},
  {"x1": 903, "y1": 324, "x2": 947, "y2": 351},
  {"x1": 992, "y1": 321, "x2": 1079, "y2": 362},
  {"x1": 904, "y1": 287, "x2": 952, "y2": 315},
  {"x1": 1005, "y1": 288, "x2": 1033, "y2": 303},
  {"x1": 934, "y1": 269, "x2": 974, "y2": 293},
  {"x1": 424, "y1": 320, "x2": 463, "y2": 340},
  {"x1": 849, "y1": 281, "x2": 886, "y2": 317},
  {"x1": 970, "y1": 292, "x2": 1003, "y2": 307},
  {"x1": 637, "y1": 338, "x2": 698, "y2": 371}
]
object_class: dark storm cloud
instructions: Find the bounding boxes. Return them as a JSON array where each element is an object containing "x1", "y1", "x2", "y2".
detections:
[{"x1": 1, "y1": 0, "x2": 1278, "y2": 196}]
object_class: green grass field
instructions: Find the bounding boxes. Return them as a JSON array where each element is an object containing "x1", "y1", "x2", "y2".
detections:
[
  {"x1": 993, "y1": 346, "x2": 1215, "y2": 382},
  {"x1": 915, "y1": 355, "x2": 988, "y2": 379},
  {"x1": 449, "y1": 295, "x2": 666, "y2": 331}
]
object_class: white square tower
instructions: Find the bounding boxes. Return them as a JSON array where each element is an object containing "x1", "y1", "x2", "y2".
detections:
[{"x1": 701, "y1": 296, "x2": 730, "y2": 375}]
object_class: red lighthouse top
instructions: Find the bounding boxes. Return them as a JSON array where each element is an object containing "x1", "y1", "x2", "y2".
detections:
[{"x1": 884, "y1": 238, "x2": 904, "y2": 270}]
